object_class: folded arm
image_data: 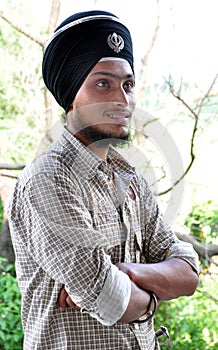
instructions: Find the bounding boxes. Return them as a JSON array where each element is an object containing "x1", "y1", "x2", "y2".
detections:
[
  {"x1": 58, "y1": 279, "x2": 154, "y2": 323},
  {"x1": 117, "y1": 257, "x2": 199, "y2": 300}
]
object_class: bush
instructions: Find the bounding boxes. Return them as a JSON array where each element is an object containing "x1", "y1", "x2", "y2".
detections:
[
  {"x1": 0, "y1": 258, "x2": 23, "y2": 350},
  {"x1": 184, "y1": 200, "x2": 218, "y2": 245},
  {"x1": 155, "y1": 200, "x2": 218, "y2": 349},
  {"x1": 155, "y1": 285, "x2": 218, "y2": 350}
]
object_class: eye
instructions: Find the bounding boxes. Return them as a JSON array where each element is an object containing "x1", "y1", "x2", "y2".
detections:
[
  {"x1": 96, "y1": 80, "x2": 109, "y2": 88},
  {"x1": 123, "y1": 80, "x2": 135, "y2": 91}
]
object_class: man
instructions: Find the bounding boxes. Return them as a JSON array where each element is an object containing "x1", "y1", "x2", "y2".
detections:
[{"x1": 8, "y1": 10, "x2": 199, "y2": 349}]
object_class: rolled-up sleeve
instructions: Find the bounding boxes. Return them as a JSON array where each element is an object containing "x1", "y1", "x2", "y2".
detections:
[
  {"x1": 78, "y1": 264, "x2": 131, "y2": 326},
  {"x1": 166, "y1": 240, "x2": 199, "y2": 274}
]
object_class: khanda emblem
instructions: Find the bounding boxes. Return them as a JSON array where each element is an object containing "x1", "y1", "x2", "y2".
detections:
[{"x1": 107, "y1": 32, "x2": 125, "y2": 53}]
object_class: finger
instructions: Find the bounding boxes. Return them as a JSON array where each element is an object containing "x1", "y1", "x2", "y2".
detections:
[{"x1": 58, "y1": 287, "x2": 68, "y2": 311}]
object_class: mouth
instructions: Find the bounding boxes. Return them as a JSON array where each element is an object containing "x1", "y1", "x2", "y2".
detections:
[{"x1": 105, "y1": 111, "x2": 130, "y2": 124}]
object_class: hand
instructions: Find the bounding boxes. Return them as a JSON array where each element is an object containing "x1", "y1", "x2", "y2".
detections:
[
  {"x1": 116, "y1": 262, "x2": 141, "y2": 285},
  {"x1": 58, "y1": 286, "x2": 81, "y2": 312}
]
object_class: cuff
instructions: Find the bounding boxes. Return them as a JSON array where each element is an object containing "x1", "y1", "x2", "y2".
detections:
[
  {"x1": 88, "y1": 264, "x2": 131, "y2": 326},
  {"x1": 167, "y1": 240, "x2": 199, "y2": 274}
]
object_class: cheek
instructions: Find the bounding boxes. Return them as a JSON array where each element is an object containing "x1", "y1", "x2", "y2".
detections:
[
  {"x1": 72, "y1": 94, "x2": 86, "y2": 109},
  {"x1": 72, "y1": 103, "x2": 104, "y2": 128},
  {"x1": 130, "y1": 94, "x2": 136, "y2": 108},
  {"x1": 72, "y1": 85, "x2": 94, "y2": 108}
]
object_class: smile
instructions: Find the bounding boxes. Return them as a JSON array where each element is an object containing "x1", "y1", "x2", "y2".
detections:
[{"x1": 106, "y1": 113, "x2": 128, "y2": 119}]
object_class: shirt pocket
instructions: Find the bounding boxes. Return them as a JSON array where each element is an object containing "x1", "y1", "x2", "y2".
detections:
[{"x1": 91, "y1": 206, "x2": 123, "y2": 248}]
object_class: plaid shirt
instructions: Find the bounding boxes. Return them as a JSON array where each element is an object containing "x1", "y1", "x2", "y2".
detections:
[{"x1": 8, "y1": 128, "x2": 198, "y2": 349}]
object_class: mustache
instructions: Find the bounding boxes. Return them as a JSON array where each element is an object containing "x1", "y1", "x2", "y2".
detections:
[
  {"x1": 71, "y1": 102, "x2": 134, "y2": 116},
  {"x1": 104, "y1": 105, "x2": 133, "y2": 115}
]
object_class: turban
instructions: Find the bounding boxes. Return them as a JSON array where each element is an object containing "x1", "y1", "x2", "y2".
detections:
[{"x1": 42, "y1": 10, "x2": 134, "y2": 113}]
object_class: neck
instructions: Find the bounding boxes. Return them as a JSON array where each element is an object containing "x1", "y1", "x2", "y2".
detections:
[
  {"x1": 70, "y1": 129, "x2": 109, "y2": 161},
  {"x1": 88, "y1": 142, "x2": 109, "y2": 161}
]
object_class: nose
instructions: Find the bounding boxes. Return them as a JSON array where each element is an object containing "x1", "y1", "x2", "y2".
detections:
[{"x1": 114, "y1": 86, "x2": 129, "y2": 106}]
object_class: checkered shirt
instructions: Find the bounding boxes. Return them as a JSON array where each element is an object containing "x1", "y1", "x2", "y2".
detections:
[{"x1": 8, "y1": 128, "x2": 198, "y2": 349}]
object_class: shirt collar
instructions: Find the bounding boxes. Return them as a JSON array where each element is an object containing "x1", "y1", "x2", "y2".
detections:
[
  {"x1": 61, "y1": 127, "x2": 135, "y2": 181},
  {"x1": 61, "y1": 128, "x2": 102, "y2": 180}
]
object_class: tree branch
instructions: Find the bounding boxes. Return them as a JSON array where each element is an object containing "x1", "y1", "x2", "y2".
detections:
[
  {"x1": 175, "y1": 231, "x2": 218, "y2": 260},
  {"x1": 198, "y1": 290, "x2": 218, "y2": 302},
  {"x1": 0, "y1": 173, "x2": 18, "y2": 179},
  {"x1": 48, "y1": 0, "x2": 61, "y2": 35},
  {"x1": 157, "y1": 75, "x2": 217, "y2": 196},
  {"x1": 0, "y1": 9, "x2": 45, "y2": 47},
  {"x1": 137, "y1": 0, "x2": 160, "y2": 104},
  {"x1": 0, "y1": 164, "x2": 25, "y2": 179},
  {"x1": 0, "y1": 163, "x2": 25, "y2": 170}
]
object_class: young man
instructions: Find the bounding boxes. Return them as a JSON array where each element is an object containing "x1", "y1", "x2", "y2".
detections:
[{"x1": 8, "y1": 10, "x2": 199, "y2": 349}]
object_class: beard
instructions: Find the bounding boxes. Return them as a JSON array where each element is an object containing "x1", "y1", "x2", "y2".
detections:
[{"x1": 78, "y1": 125, "x2": 132, "y2": 148}]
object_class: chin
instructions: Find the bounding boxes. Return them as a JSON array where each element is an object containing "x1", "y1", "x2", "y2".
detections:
[{"x1": 80, "y1": 125, "x2": 129, "y2": 141}]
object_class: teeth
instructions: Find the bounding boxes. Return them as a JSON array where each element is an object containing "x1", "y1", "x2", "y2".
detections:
[{"x1": 107, "y1": 114, "x2": 127, "y2": 118}]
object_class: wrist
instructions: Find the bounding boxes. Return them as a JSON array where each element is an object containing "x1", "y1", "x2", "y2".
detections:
[{"x1": 131, "y1": 291, "x2": 158, "y2": 324}]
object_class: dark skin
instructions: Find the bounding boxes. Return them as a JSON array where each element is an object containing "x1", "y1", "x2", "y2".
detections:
[
  {"x1": 116, "y1": 258, "x2": 198, "y2": 301},
  {"x1": 58, "y1": 59, "x2": 199, "y2": 323},
  {"x1": 58, "y1": 281, "x2": 152, "y2": 323},
  {"x1": 58, "y1": 259, "x2": 198, "y2": 322}
]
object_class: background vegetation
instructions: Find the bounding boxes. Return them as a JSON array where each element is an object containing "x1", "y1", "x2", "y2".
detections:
[
  {"x1": 0, "y1": 0, "x2": 217, "y2": 349},
  {"x1": 0, "y1": 256, "x2": 23, "y2": 350}
]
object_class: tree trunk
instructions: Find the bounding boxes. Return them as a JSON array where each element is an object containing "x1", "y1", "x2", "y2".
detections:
[
  {"x1": 0, "y1": 219, "x2": 15, "y2": 264},
  {"x1": 0, "y1": 172, "x2": 16, "y2": 264},
  {"x1": 44, "y1": 0, "x2": 61, "y2": 133}
]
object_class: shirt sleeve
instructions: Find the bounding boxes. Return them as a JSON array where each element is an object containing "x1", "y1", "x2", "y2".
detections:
[
  {"x1": 140, "y1": 177, "x2": 199, "y2": 274},
  {"x1": 74, "y1": 264, "x2": 131, "y2": 326},
  {"x1": 11, "y1": 173, "x2": 131, "y2": 325},
  {"x1": 166, "y1": 240, "x2": 199, "y2": 274}
]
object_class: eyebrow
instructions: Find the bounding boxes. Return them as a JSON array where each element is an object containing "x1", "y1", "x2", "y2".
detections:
[{"x1": 91, "y1": 71, "x2": 135, "y2": 79}]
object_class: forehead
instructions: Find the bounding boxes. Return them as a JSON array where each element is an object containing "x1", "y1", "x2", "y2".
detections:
[{"x1": 89, "y1": 59, "x2": 134, "y2": 78}]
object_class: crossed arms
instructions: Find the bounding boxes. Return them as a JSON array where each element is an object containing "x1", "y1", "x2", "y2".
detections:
[{"x1": 58, "y1": 256, "x2": 199, "y2": 323}]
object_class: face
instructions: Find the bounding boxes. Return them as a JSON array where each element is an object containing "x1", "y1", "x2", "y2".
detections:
[{"x1": 67, "y1": 59, "x2": 136, "y2": 146}]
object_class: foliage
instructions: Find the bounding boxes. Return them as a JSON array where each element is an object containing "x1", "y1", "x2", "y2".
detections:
[
  {"x1": 155, "y1": 279, "x2": 218, "y2": 350},
  {"x1": 0, "y1": 199, "x2": 3, "y2": 231},
  {"x1": 184, "y1": 200, "x2": 218, "y2": 245},
  {"x1": 155, "y1": 200, "x2": 218, "y2": 349},
  {"x1": 0, "y1": 198, "x2": 23, "y2": 349},
  {"x1": 184, "y1": 200, "x2": 218, "y2": 270},
  {"x1": 0, "y1": 18, "x2": 45, "y2": 165},
  {"x1": 0, "y1": 258, "x2": 23, "y2": 350}
]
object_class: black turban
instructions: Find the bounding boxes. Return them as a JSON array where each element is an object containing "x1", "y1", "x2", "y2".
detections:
[{"x1": 42, "y1": 10, "x2": 134, "y2": 113}]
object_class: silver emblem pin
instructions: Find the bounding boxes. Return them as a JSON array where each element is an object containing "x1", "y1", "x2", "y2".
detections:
[{"x1": 107, "y1": 32, "x2": 124, "y2": 53}]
